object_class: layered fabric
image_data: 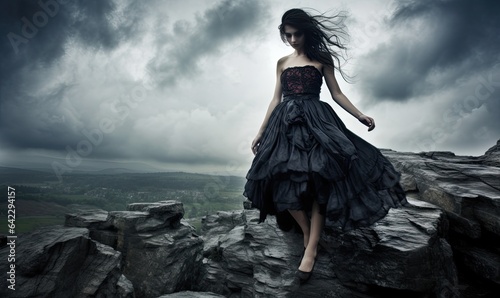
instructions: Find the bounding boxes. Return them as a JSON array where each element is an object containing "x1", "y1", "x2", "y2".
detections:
[{"x1": 244, "y1": 65, "x2": 408, "y2": 231}]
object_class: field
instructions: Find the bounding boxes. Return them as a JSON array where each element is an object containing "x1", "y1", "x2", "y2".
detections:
[{"x1": 0, "y1": 168, "x2": 246, "y2": 234}]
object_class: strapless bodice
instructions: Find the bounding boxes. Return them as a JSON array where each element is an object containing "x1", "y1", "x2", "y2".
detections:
[{"x1": 280, "y1": 65, "x2": 322, "y2": 99}]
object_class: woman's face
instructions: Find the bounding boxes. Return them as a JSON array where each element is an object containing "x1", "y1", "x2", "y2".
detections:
[{"x1": 284, "y1": 25, "x2": 304, "y2": 49}]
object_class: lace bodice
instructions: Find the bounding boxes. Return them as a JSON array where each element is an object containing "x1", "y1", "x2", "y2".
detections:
[{"x1": 281, "y1": 65, "x2": 322, "y2": 97}]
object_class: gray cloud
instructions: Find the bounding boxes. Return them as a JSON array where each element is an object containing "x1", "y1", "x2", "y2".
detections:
[
  {"x1": 1, "y1": 0, "x2": 496, "y2": 174},
  {"x1": 357, "y1": 0, "x2": 500, "y2": 102},
  {"x1": 146, "y1": 0, "x2": 269, "y2": 89},
  {"x1": 353, "y1": 0, "x2": 500, "y2": 155},
  {"x1": 0, "y1": 0, "x2": 146, "y2": 149},
  {"x1": 0, "y1": 0, "x2": 271, "y2": 168},
  {"x1": 0, "y1": 0, "x2": 139, "y2": 77}
]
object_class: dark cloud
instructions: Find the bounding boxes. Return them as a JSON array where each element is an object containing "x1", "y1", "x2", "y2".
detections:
[
  {"x1": 146, "y1": 0, "x2": 270, "y2": 89},
  {"x1": 0, "y1": 0, "x2": 147, "y2": 150},
  {"x1": 0, "y1": 0, "x2": 271, "y2": 166},
  {"x1": 357, "y1": 0, "x2": 500, "y2": 102},
  {"x1": 0, "y1": 0, "x2": 139, "y2": 78},
  {"x1": 352, "y1": 0, "x2": 500, "y2": 154}
]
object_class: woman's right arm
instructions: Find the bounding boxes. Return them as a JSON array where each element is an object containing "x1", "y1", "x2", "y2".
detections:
[{"x1": 251, "y1": 59, "x2": 284, "y2": 155}]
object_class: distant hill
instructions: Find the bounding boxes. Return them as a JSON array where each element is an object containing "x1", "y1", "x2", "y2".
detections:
[
  {"x1": 94, "y1": 168, "x2": 145, "y2": 174},
  {"x1": 0, "y1": 166, "x2": 48, "y2": 174},
  {"x1": 0, "y1": 156, "x2": 167, "y2": 175},
  {"x1": 0, "y1": 169, "x2": 248, "y2": 234},
  {"x1": 0, "y1": 167, "x2": 246, "y2": 191},
  {"x1": 0, "y1": 166, "x2": 59, "y2": 184}
]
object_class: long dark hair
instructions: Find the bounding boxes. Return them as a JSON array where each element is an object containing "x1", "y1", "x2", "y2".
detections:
[{"x1": 279, "y1": 8, "x2": 353, "y2": 83}]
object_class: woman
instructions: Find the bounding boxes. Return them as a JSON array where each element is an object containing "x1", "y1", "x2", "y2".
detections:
[{"x1": 243, "y1": 8, "x2": 408, "y2": 283}]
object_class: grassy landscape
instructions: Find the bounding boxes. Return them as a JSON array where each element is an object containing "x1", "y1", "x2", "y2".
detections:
[{"x1": 0, "y1": 168, "x2": 246, "y2": 234}]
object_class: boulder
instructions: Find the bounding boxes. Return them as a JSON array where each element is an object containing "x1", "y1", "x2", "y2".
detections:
[
  {"x1": 64, "y1": 200, "x2": 204, "y2": 298},
  {"x1": 0, "y1": 226, "x2": 125, "y2": 298},
  {"x1": 382, "y1": 140, "x2": 500, "y2": 286},
  {"x1": 117, "y1": 274, "x2": 135, "y2": 298},
  {"x1": 324, "y1": 197, "x2": 458, "y2": 297},
  {"x1": 65, "y1": 207, "x2": 117, "y2": 248},
  {"x1": 479, "y1": 139, "x2": 500, "y2": 167},
  {"x1": 196, "y1": 196, "x2": 458, "y2": 297}
]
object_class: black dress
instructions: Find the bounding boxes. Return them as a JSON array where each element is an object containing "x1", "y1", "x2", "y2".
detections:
[{"x1": 243, "y1": 65, "x2": 408, "y2": 232}]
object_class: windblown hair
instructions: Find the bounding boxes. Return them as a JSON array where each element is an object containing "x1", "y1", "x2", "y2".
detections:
[{"x1": 279, "y1": 8, "x2": 353, "y2": 83}]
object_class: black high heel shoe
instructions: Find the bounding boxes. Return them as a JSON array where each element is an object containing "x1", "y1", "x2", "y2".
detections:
[{"x1": 297, "y1": 255, "x2": 317, "y2": 283}]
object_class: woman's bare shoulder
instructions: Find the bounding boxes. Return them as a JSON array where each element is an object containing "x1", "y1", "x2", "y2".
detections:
[{"x1": 276, "y1": 55, "x2": 292, "y2": 71}]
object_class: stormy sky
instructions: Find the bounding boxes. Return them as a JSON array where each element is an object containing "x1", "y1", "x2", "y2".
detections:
[{"x1": 0, "y1": 0, "x2": 499, "y2": 177}]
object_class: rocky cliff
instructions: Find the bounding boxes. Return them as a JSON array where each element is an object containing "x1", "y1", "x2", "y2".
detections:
[
  {"x1": 383, "y1": 139, "x2": 500, "y2": 297},
  {"x1": 0, "y1": 140, "x2": 499, "y2": 297}
]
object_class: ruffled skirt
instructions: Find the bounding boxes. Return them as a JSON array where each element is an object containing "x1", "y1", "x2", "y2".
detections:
[{"x1": 243, "y1": 94, "x2": 409, "y2": 231}]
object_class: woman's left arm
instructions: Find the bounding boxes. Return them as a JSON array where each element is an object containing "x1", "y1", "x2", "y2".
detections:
[{"x1": 323, "y1": 62, "x2": 375, "y2": 131}]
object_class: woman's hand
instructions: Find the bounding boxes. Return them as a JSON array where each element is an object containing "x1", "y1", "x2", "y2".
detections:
[
  {"x1": 358, "y1": 114, "x2": 375, "y2": 131},
  {"x1": 251, "y1": 133, "x2": 263, "y2": 155}
]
